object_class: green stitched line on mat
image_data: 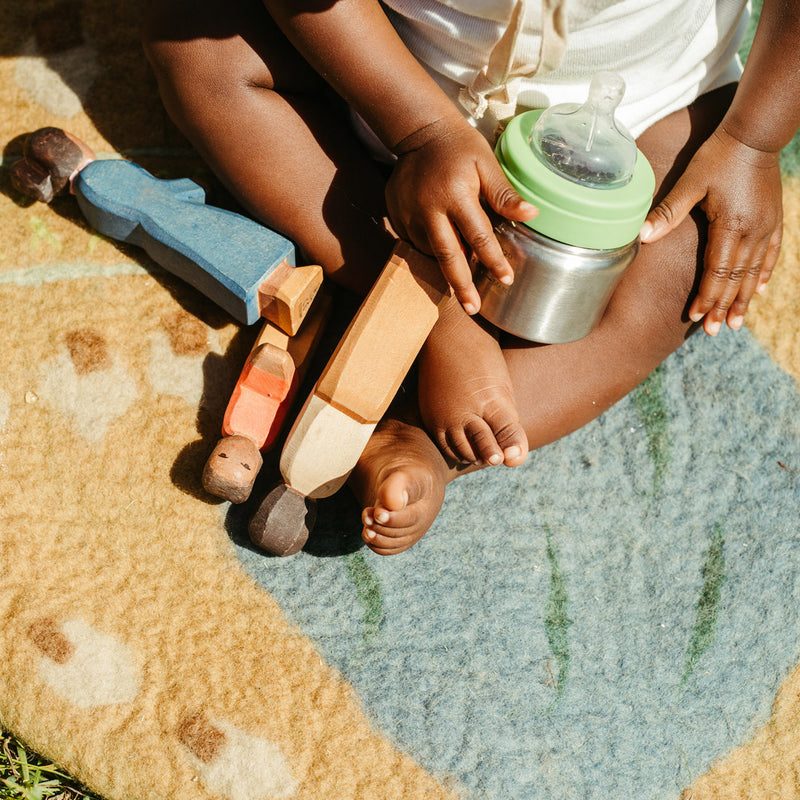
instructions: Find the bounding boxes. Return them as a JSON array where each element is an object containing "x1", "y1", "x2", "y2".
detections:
[
  {"x1": 345, "y1": 552, "x2": 384, "y2": 648},
  {"x1": 632, "y1": 364, "x2": 672, "y2": 494},
  {"x1": 544, "y1": 527, "x2": 571, "y2": 706},
  {"x1": 682, "y1": 523, "x2": 726, "y2": 687}
]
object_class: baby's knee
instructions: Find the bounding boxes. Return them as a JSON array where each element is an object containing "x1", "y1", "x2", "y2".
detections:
[{"x1": 142, "y1": 0, "x2": 275, "y2": 104}]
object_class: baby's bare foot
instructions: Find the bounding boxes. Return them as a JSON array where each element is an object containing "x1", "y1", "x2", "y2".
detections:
[
  {"x1": 349, "y1": 417, "x2": 450, "y2": 555},
  {"x1": 418, "y1": 299, "x2": 528, "y2": 468}
]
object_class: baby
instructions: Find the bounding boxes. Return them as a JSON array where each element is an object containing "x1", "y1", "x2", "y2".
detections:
[{"x1": 142, "y1": 0, "x2": 798, "y2": 554}]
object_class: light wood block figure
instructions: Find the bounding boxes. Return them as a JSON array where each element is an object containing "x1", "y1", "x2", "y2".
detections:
[{"x1": 248, "y1": 241, "x2": 451, "y2": 556}]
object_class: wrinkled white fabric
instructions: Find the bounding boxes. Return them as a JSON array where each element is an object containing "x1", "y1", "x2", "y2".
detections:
[
  {"x1": 381, "y1": 0, "x2": 749, "y2": 138},
  {"x1": 456, "y1": 0, "x2": 568, "y2": 125}
]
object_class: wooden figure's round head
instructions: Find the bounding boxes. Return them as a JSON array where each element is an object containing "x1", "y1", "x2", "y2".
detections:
[
  {"x1": 248, "y1": 483, "x2": 317, "y2": 557},
  {"x1": 202, "y1": 435, "x2": 263, "y2": 505}
]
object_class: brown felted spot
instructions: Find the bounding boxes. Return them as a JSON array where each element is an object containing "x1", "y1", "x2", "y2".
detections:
[
  {"x1": 177, "y1": 713, "x2": 227, "y2": 763},
  {"x1": 161, "y1": 311, "x2": 209, "y2": 357},
  {"x1": 28, "y1": 618, "x2": 74, "y2": 664},
  {"x1": 65, "y1": 329, "x2": 111, "y2": 374},
  {"x1": 33, "y1": 0, "x2": 85, "y2": 55}
]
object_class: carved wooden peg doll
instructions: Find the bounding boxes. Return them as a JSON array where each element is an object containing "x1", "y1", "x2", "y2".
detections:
[
  {"x1": 248, "y1": 241, "x2": 452, "y2": 556},
  {"x1": 10, "y1": 127, "x2": 322, "y2": 336}
]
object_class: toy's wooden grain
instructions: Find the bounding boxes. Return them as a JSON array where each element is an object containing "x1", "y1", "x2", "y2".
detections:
[
  {"x1": 277, "y1": 242, "x2": 450, "y2": 503},
  {"x1": 73, "y1": 159, "x2": 320, "y2": 332}
]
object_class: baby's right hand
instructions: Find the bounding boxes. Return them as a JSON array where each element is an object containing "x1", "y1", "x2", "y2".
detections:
[{"x1": 385, "y1": 117, "x2": 537, "y2": 314}]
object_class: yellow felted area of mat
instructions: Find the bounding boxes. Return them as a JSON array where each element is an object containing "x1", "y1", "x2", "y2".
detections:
[
  {"x1": 0, "y1": 272, "x2": 460, "y2": 800},
  {"x1": 747, "y1": 175, "x2": 800, "y2": 385}
]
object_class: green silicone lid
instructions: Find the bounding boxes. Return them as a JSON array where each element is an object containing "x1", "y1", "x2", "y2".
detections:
[{"x1": 496, "y1": 109, "x2": 656, "y2": 250}]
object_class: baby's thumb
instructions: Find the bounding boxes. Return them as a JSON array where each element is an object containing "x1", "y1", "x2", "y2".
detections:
[
  {"x1": 640, "y1": 180, "x2": 702, "y2": 244},
  {"x1": 484, "y1": 170, "x2": 538, "y2": 222}
]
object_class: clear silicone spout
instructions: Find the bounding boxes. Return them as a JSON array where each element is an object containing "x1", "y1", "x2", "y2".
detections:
[{"x1": 529, "y1": 71, "x2": 637, "y2": 189}]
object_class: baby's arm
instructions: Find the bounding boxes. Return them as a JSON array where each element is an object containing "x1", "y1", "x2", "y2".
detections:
[
  {"x1": 641, "y1": 0, "x2": 800, "y2": 335},
  {"x1": 264, "y1": 0, "x2": 537, "y2": 313}
]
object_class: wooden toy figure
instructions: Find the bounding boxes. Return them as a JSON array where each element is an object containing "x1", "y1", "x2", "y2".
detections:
[
  {"x1": 248, "y1": 242, "x2": 451, "y2": 556},
  {"x1": 10, "y1": 128, "x2": 322, "y2": 335},
  {"x1": 202, "y1": 293, "x2": 332, "y2": 504},
  {"x1": 10, "y1": 127, "x2": 327, "y2": 503}
]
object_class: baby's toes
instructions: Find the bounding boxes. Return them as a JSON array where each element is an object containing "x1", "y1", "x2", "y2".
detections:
[
  {"x1": 362, "y1": 502, "x2": 414, "y2": 532},
  {"x1": 462, "y1": 417, "x2": 507, "y2": 466},
  {"x1": 363, "y1": 520, "x2": 421, "y2": 555},
  {"x1": 439, "y1": 418, "x2": 497, "y2": 466},
  {"x1": 484, "y1": 406, "x2": 528, "y2": 467},
  {"x1": 361, "y1": 467, "x2": 442, "y2": 555},
  {"x1": 362, "y1": 505, "x2": 423, "y2": 555}
]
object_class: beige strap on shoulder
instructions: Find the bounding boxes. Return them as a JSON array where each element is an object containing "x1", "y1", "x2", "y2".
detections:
[{"x1": 458, "y1": 0, "x2": 568, "y2": 125}]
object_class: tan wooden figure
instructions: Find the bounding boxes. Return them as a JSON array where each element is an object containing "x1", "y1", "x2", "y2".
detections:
[{"x1": 248, "y1": 241, "x2": 451, "y2": 556}]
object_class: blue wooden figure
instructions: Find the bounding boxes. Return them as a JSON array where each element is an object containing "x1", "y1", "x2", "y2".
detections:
[{"x1": 11, "y1": 127, "x2": 322, "y2": 336}]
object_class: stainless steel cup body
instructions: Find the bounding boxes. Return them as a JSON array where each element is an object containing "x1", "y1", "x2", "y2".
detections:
[{"x1": 476, "y1": 221, "x2": 639, "y2": 343}]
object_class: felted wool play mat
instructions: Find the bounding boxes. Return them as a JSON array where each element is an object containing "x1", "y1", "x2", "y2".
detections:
[{"x1": 2, "y1": 2, "x2": 800, "y2": 799}]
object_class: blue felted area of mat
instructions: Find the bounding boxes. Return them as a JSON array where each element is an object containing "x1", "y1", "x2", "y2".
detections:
[{"x1": 230, "y1": 327, "x2": 800, "y2": 800}]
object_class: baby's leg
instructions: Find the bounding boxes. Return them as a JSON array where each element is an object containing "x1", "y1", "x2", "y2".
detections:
[
  {"x1": 354, "y1": 84, "x2": 735, "y2": 555},
  {"x1": 418, "y1": 297, "x2": 529, "y2": 468},
  {"x1": 506, "y1": 85, "x2": 736, "y2": 451},
  {"x1": 142, "y1": 0, "x2": 393, "y2": 294},
  {"x1": 143, "y1": 0, "x2": 527, "y2": 513}
]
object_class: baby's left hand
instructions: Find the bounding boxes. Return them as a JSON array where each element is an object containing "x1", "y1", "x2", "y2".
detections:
[{"x1": 640, "y1": 127, "x2": 783, "y2": 335}]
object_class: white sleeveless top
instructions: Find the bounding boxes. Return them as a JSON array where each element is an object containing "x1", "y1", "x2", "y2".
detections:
[{"x1": 381, "y1": 0, "x2": 750, "y2": 138}]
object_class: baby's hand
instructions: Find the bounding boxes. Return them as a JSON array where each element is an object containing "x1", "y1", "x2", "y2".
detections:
[
  {"x1": 385, "y1": 118, "x2": 537, "y2": 314},
  {"x1": 640, "y1": 127, "x2": 783, "y2": 335}
]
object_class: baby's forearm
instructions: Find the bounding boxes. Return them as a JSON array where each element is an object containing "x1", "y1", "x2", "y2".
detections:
[
  {"x1": 263, "y1": 0, "x2": 466, "y2": 152},
  {"x1": 721, "y1": 0, "x2": 800, "y2": 153}
]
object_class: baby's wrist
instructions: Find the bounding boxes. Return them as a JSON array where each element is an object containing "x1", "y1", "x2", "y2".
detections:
[
  {"x1": 718, "y1": 109, "x2": 788, "y2": 160},
  {"x1": 713, "y1": 125, "x2": 782, "y2": 166},
  {"x1": 390, "y1": 111, "x2": 471, "y2": 157}
]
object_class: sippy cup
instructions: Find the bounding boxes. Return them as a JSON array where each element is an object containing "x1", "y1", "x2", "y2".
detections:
[{"x1": 475, "y1": 71, "x2": 656, "y2": 343}]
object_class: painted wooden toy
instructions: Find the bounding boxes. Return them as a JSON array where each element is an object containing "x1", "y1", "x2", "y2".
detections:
[
  {"x1": 202, "y1": 291, "x2": 332, "y2": 504},
  {"x1": 10, "y1": 128, "x2": 322, "y2": 335},
  {"x1": 248, "y1": 241, "x2": 451, "y2": 556}
]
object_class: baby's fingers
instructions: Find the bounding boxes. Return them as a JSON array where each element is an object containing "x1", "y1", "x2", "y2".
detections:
[
  {"x1": 690, "y1": 228, "x2": 764, "y2": 335},
  {"x1": 755, "y1": 224, "x2": 783, "y2": 295},
  {"x1": 425, "y1": 215, "x2": 483, "y2": 314},
  {"x1": 723, "y1": 249, "x2": 768, "y2": 331},
  {"x1": 725, "y1": 225, "x2": 783, "y2": 329}
]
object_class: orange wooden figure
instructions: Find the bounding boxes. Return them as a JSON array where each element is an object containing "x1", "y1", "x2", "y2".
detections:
[{"x1": 202, "y1": 292, "x2": 332, "y2": 503}]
